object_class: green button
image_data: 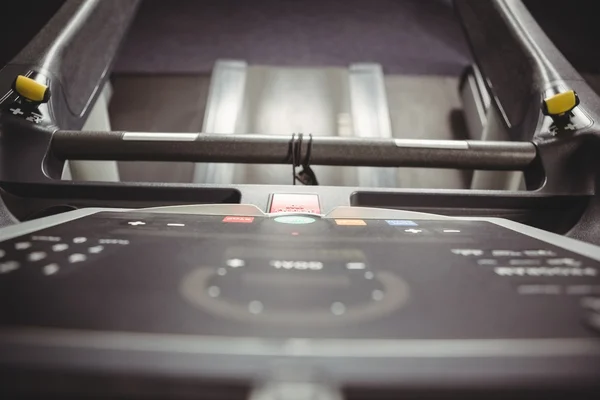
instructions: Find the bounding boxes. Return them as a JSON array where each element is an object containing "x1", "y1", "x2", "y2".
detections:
[{"x1": 273, "y1": 216, "x2": 316, "y2": 225}]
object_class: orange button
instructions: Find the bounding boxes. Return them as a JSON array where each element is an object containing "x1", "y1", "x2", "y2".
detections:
[{"x1": 335, "y1": 219, "x2": 366, "y2": 226}]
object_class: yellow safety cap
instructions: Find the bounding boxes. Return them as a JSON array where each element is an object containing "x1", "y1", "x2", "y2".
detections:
[
  {"x1": 13, "y1": 75, "x2": 50, "y2": 103},
  {"x1": 542, "y1": 90, "x2": 579, "y2": 116}
]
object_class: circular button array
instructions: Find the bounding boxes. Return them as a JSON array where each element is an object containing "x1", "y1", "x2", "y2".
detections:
[{"x1": 0, "y1": 235, "x2": 130, "y2": 277}]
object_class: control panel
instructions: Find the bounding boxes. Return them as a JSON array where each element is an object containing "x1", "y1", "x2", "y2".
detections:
[{"x1": 1, "y1": 210, "x2": 599, "y2": 339}]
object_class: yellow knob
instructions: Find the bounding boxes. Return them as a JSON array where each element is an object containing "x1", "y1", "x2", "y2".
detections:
[
  {"x1": 12, "y1": 75, "x2": 51, "y2": 103},
  {"x1": 542, "y1": 90, "x2": 579, "y2": 117}
]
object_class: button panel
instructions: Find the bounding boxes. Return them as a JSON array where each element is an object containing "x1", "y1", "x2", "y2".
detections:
[
  {"x1": 0, "y1": 234, "x2": 130, "y2": 277},
  {"x1": 1, "y1": 211, "x2": 599, "y2": 343}
]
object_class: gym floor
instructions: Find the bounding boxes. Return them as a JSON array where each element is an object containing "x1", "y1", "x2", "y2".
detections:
[{"x1": 109, "y1": 0, "x2": 472, "y2": 188}]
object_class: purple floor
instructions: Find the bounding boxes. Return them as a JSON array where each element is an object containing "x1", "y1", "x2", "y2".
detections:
[{"x1": 114, "y1": 0, "x2": 470, "y2": 75}]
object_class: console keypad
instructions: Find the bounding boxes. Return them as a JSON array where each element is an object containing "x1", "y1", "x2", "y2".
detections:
[
  {"x1": 1, "y1": 213, "x2": 599, "y2": 340},
  {"x1": 0, "y1": 234, "x2": 129, "y2": 278}
]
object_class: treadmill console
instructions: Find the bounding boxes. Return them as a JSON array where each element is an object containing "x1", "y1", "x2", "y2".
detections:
[
  {"x1": 1, "y1": 206, "x2": 600, "y2": 397},
  {"x1": 2, "y1": 210, "x2": 600, "y2": 337}
]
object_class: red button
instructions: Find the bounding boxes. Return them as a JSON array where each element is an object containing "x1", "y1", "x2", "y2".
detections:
[
  {"x1": 223, "y1": 216, "x2": 254, "y2": 223},
  {"x1": 269, "y1": 193, "x2": 321, "y2": 214}
]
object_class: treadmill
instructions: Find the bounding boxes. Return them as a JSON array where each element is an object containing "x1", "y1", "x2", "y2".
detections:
[{"x1": 0, "y1": 0, "x2": 599, "y2": 398}]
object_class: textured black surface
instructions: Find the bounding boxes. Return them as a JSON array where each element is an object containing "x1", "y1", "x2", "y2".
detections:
[{"x1": 113, "y1": 0, "x2": 470, "y2": 75}]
